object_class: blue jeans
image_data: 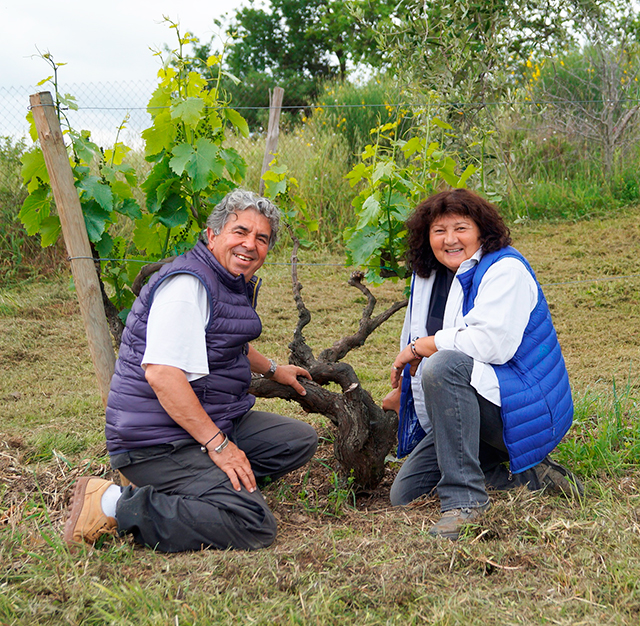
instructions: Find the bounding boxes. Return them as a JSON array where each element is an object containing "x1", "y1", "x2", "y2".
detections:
[{"x1": 390, "y1": 350, "x2": 538, "y2": 511}]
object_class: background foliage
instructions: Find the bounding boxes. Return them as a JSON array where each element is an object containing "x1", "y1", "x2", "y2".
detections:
[{"x1": 1, "y1": 0, "x2": 639, "y2": 286}]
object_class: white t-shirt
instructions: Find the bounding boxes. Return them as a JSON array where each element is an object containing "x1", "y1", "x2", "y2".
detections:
[{"x1": 141, "y1": 274, "x2": 211, "y2": 382}]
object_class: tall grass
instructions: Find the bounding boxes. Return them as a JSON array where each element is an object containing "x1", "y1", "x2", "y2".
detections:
[
  {"x1": 313, "y1": 77, "x2": 404, "y2": 158},
  {"x1": 491, "y1": 105, "x2": 640, "y2": 221},
  {"x1": 558, "y1": 376, "x2": 640, "y2": 477}
]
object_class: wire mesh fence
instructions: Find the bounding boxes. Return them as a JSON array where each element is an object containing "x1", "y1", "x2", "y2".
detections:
[
  {"x1": 1, "y1": 81, "x2": 156, "y2": 149},
  {"x1": 2, "y1": 79, "x2": 640, "y2": 230}
]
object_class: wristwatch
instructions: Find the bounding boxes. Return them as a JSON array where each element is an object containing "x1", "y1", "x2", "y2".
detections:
[{"x1": 264, "y1": 358, "x2": 278, "y2": 379}]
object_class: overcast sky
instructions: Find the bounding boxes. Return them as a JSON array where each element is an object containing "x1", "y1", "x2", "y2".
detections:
[{"x1": 1, "y1": 0, "x2": 249, "y2": 88}]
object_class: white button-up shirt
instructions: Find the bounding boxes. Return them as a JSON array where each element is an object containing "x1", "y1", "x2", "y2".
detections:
[{"x1": 401, "y1": 248, "x2": 538, "y2": 431}]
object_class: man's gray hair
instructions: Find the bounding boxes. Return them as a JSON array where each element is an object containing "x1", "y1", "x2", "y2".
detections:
[{"x1": 206, "y1": 189, "x2": 281, "y2": 250}]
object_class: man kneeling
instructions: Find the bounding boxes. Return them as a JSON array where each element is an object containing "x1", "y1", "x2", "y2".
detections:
[{"x1": 64, "y1": 190, "x2": 317, "y2": 552}]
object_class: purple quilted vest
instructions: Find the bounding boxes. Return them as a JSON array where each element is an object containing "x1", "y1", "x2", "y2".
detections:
[{"x1": 105, "y1": 241, "x2": 262, "y2": 455}]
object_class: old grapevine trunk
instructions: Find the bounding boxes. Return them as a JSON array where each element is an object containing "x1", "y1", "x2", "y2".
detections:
[
  {"x1": 249, "y1": 242, "x2": 407, "y2": 489},
  {"x1": 129, "y1": 244, "x2": 407, "y2": 489}
]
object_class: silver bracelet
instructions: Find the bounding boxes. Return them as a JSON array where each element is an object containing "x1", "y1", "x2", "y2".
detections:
[
  {"x1": 200, "y1": 430, "x2": 222, "y2": 454},
  {"x1": 213, "y1": 434, "x2": 229, "y2": 453}
]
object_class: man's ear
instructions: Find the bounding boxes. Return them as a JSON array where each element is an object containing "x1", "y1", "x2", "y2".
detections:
[{"x1": 206, "y1": 227, "x2": 216, "y2": 249}]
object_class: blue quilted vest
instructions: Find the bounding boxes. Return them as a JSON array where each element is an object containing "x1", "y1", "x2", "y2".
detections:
[
  {"x1": 105, "y1": 241, "x2": 262, "y2": 455},
  {"x1": 457, "y1": 247, "x2": 573, "y2": 473}
]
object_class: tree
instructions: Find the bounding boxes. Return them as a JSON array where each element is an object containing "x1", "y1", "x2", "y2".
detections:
[
  {"x1": 376, "y1": 0, "x2": 585, "y2": 120},
  {"x1": 524, "y1": 2, "x2": 640, "y2": 176},
  {"x1": 251, "y1": 254, "x2": 405, "y2": 489},
  {"x1": 227, "y1": 0, "x2": 394, "y2": 82},
  {"x1": 220, "y1": 0, "x2": 396, "y2": 111},
  {"x1": 178, "y1": 1, "x2": 399, "y2": 129}
]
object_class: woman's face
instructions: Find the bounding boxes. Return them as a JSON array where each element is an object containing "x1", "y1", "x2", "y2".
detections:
[{"x1": 429, "y1": 213, "x2": 482, "y2": 271}]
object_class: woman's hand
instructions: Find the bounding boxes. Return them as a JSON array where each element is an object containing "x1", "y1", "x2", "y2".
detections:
[
  {"x1": 382, "y1": 387, "x2": 401, "y2": 413},
  {"x1": 390, "y1": 336, "x2": 438, "y2": 388},
  {"x1": 390, "y1": 345, "x2": 421, "y2": 388}
]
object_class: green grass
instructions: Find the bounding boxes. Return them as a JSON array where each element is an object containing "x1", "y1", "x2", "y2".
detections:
[
  {"x1": 2, "y1": 202, "x2": 640, "y2": 625},
  {"x1": 559, "y1": 375, "x2": 640, "y2": 478}
]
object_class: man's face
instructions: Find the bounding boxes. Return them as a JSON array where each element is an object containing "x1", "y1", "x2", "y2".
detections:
[{"x1": 206, "y1": 209, "x2": 272, "y2": 282}]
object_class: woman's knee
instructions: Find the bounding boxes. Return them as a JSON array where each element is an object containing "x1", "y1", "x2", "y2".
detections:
[
  {"x1": 421, "y1": 350, "x2": 473, "y2": 390},
  {"x1": 389, "y1": 478, "x2": 413, "y2": 506}
]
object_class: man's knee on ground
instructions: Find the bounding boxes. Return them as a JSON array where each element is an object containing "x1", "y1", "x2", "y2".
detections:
[
  {"x1": 300, "y1": 422, "x2": 319, "y2": 458},
  {"x1": 287, "y1": 420, "x2": 319, "y2": 465},
  {"x1": 248, "y1": 509, "x2": 278, "y2": 550}
]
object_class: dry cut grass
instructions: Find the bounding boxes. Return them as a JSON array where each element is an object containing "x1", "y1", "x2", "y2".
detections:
[{"x1": 2, "y1": 209, "x2": 640, "y2": 624}]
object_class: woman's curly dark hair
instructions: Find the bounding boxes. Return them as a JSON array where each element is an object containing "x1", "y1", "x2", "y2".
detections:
[{"x1": 406, "y1": 188, "x2": 512, "y2": 277}]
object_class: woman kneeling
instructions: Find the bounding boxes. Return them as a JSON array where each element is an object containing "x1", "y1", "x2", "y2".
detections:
[{"x1": 386, "y1": 188, "x2": 582, "y2": 540}]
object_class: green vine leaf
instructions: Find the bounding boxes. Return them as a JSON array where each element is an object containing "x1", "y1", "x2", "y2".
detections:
[
  {"x1": 82, "y1": 199, "x2": 112, "y2": 242},
  {"x1": 345, "y1": 225, "x2": 387, "y2": 265},
  {"x1": 19, "y1": 187, "x2": 51, "y2": 235},
  {"x1": 77, "y1": 175, "x2": 114, "y2": 212},
  {"x1": 356, "y1": 194, "x2": 381, "y2": 229},
  {"x1": 171, "y1": 138, "x2": 223, "y2": 191},
  {"x1": 39, "y1": 215, "x2": 61, "y2": 247},
  {"x1": 223, "y1": 108, "x2": 249, "y2": 137},
  {"x1": 21, "y1": 149, "x2": 49, "y2": 192},
  {"x1": 142, "y1": 110, "x2": 176, "y2": 157},
  {"x1": 219, "y1": 148, "x2": 247, "y2": 182},
  {"x1": 171, "y1": 97, "x2": 205, "y2": 127},
  {"x1": 154, "y1": 193, "x2": 188, "y2": 228},
  {"x1": 70, "y1": 131, "x2": 101, "y2": 165},
  {"x1": 94, "y1": 231, "x2": 114, "y2": 258},
  {"x1": 133, "y1": 214, "x2": 165, "y2": 257},
  {"x1": 115, "y1": 198, "x2": 142, "y2": 220}
]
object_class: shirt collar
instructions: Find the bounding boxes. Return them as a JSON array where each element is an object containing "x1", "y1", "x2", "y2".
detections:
[{"x1": 455, "y1": 246, "x2": 484, "y2": 275}]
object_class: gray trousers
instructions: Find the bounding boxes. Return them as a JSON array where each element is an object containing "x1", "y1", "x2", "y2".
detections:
[
  {"x1": 111, "y1": 410, "x2": 318, "y2": 553},
  {"x1": 390, "y1": 351, "x2": 540, "y2": 511}
]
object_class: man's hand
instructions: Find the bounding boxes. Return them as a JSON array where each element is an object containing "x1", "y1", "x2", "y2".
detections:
[
  {"x1": 272, "y1": 364, "x2": 311, "y2": 396},
  {"x1": 247, "y1": 344, "x2": 311, "y2": 396},
  {"x1": 145, "y1": 364, "x2": 258, "y2": 491},
  {"x1": 208, "y1": 440, "x2": 257, "y2": 493}
]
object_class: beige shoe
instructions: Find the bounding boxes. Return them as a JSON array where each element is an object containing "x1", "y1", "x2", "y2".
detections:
[
  {"x1": 534, "y1": 457, "x2": 584, "y2": 497},
  {"x1": 63, "y1": 477, "x2": 117, "y2": 545},
  {"x1": 429, "y1": 502, "x2": 490, "y2": 540}
]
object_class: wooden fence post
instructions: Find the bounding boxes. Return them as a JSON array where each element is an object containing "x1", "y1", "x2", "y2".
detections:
[
  {"x1": 259, "y1": 87, "x2": 285, "y2": 196},
  {"x1": 29, "y1": 91, "x2": 116, "y2": 407}
]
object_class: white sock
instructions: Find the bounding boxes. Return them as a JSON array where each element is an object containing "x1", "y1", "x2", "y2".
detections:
[{"x1": 100, "y1": 484, "x2": 122, "y2": 518}]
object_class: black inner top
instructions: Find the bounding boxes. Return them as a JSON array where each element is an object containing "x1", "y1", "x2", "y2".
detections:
[{"x1": 426, "y1": 265, "x2": 456, "y2": 336}]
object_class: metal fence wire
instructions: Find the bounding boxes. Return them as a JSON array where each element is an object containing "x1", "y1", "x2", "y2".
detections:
[{"x1": 2, "y1": 80, "x2": 640, "y2": 205}]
